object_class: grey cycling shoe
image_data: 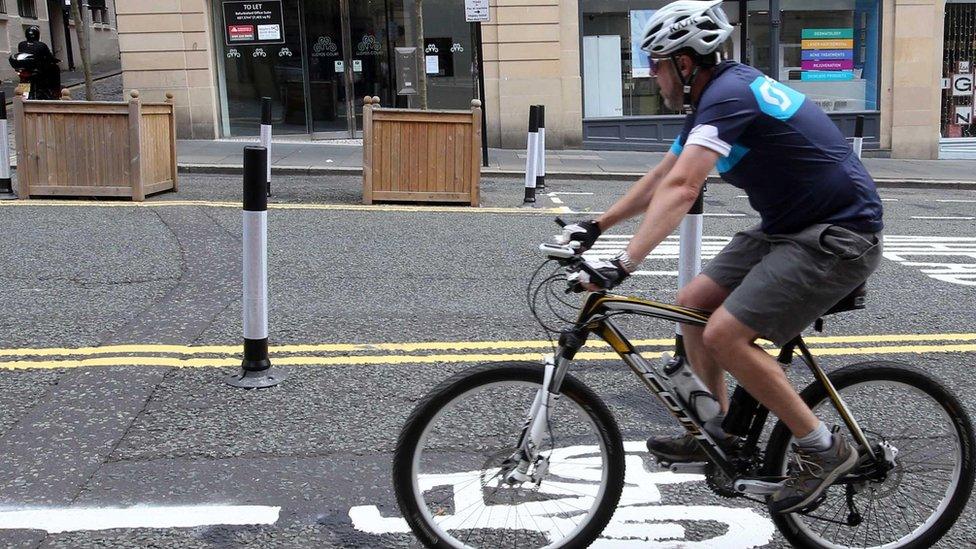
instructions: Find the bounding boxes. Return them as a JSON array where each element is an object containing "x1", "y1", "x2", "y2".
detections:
[
  {"x1": 646, "y1": 432, "x2": 738, "y2": 463},
  {"x1": 769, "y1": 432, "x2": 859, "y2": 514}
]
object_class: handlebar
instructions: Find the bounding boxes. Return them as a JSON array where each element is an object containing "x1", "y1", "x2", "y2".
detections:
[{"x1": 539, "y1": 218, "x2": 611, "y2": 290}]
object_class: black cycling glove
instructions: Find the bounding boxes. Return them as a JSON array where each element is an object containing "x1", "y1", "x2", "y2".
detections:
[
  {"x1": 570, "y1": 259, "x2": 630, "y2": 292},
  {"x1": 556, "y1": 219, "x2": 602, "y2": 253}
]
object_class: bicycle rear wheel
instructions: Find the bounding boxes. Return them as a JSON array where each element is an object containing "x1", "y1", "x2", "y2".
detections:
[
  {"x1": 392, "y1": 361, "x2": 625, "y2": 549},
  {"x1": 764, "y1": 361, "x2": 975, "y2": 549}
]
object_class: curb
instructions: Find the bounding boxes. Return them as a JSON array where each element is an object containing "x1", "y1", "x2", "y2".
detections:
[{"x1": 177, "y1": 164, "x2": 976, "y2": 190}]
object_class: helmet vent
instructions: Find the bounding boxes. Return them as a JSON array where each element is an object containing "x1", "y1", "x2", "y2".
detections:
[{"x1": 669, "y1": 29, "x2": 691, "y2": 40}]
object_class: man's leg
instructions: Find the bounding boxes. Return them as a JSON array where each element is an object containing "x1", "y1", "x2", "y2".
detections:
[
  {"x1": 676, "y1": 275, "x2": 732, "y2": 411},
  {"x1": 702, "y1": 307, "x2": 819, "y2": 437}
]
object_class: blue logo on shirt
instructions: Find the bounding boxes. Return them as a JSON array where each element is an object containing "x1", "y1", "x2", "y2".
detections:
[
  {"x1": 749, "y1": 76, "x2": 805, "y2": 120},
  {"x1": 717, "y1": 143, "x2": 750, "y2": 173}
]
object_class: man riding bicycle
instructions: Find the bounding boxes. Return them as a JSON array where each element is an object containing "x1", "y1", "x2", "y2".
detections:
[{"x1": 559, "y1": 0, "x2": 883, "y2": 514}]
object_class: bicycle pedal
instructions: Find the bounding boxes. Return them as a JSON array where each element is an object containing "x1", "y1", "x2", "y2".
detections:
[{"x1": 669, "y1": 462, "x2": 708, "y2": 475}]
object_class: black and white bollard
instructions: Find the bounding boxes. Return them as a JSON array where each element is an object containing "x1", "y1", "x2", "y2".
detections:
[
  {"x1": 535, "y1": 105, "x2": 546, "y2": 190},
  {"x1": 226, "y1": 146, "x2": 287, "y2": 388},
  {"x1": 260, "y1": 97, "x2": 272, "y2": 197},
  {"x1": 0, "y1": 92, "x2": 14, "y2": 200},
  {"x1": 522, "y1": 105, "x2": 540, "y2": 206},
  {"x1": 674, "y1": 189, "x2": 704, "y2": 357},
  {"x1": 853, "y1": 115, "x2": 865, "y2": 159}
]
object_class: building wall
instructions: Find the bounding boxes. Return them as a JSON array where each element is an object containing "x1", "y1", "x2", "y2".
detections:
[
  {"x1": 0, "y1": 0, "x2": 120, "y2": 83},
  {"x1": 117, "y1": 0, "x2": 219, "y2": 139},
  {"x1": 481, "y1": 0, "x2": 583, "y2": 148},
  {"x1": 889, "y1": 0, "x2": 945, "y2": 158}
]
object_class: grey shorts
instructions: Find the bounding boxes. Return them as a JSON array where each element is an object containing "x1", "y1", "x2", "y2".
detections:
[{"x1": 702, "y1": 224, "x2": 882, "y2": 346}]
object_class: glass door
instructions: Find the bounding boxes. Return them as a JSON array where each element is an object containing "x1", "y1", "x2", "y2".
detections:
[
  {"x1": 303, "y1": 0, "x2": 392, "y2": 137},
  {"x1": 303, "y1": 0, "x2": 349, "y2": 136},
  {"x1": 347, "y1": 0, "x2": 394, "y2": 134}
]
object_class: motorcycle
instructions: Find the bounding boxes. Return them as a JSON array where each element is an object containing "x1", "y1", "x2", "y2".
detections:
[{"x1": 9, "y1": 52, "x2": 62, "y2": 100}]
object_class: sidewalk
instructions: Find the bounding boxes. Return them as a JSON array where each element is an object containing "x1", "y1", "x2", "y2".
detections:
[{"x1": 178, "y1": 138, "x2": 976, "y2": 189}]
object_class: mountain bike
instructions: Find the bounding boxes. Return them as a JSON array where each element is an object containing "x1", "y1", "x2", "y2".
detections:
[{"x1": 392, "y1": 222, "x2": 975, "y2": 549}]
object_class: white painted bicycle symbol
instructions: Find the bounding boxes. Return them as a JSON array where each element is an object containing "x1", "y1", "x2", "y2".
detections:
[{"x1": 349, "y1": 441, "x2": 776, "y2": 548}]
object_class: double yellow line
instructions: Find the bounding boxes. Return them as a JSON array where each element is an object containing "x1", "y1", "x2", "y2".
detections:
[{"x1": 1, "y1": 333, "x2": 975, "y2": 371}]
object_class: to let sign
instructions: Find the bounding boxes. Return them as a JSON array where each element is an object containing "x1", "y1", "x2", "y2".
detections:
[
  {"x1": 465, "y1": 0, "x2": 489, "y2": 22},
  {"x1": 223, "y1": 1, "x2": 285, "y2": 47}
]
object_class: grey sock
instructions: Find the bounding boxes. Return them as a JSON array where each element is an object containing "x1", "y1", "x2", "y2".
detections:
[
  {"x1": 703, "y1": 413, "x2": 729, "y2": 440},
  {"x1": 796, "y1": 421, "x2": 833, "y2": 452}
]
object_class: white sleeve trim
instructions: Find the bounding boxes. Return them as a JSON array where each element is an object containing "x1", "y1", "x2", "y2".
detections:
[{"x1": 685, "y1": 124, "x2": 732, "y2": 157}]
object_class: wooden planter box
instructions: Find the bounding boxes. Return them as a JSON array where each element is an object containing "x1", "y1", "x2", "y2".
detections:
[
  {"x1": 362, "y1": 97, "x2": 482, "y2": 206},
  {"x1": 13, "y1": 89, "x2": 178, "y2": 201}
]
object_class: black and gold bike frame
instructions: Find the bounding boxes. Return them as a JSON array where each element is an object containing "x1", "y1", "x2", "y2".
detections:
[{"x1": 546, "y1": 291, "x2": 878, "y2": 480}]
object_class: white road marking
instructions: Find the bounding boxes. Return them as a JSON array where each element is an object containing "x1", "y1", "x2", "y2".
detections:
[
  {"x1": 883, "y1": 235, "x2": 976, "y2": 286},
  {"x1": 880, "y1": 198, "x2": 899, "y2": 202},
  {"x1": 349, "y1": 441, "x2": 775, "y2": 547},
  {"x1": 0, "y1": 505, "x2": 280, "y2": 533},
  {"x1": 735, "y1": 195, "x2": 749, "y2": 198},
  {"x1": 549, "y1": 196, "x2": 563, "y2": 204},
  {"x1": 910, "y1": 216, "x2": 975, "y2": 220},
  {"x1": 935, "y1": 199, "x2": 976, "y2": 203},
  {"x1": 549, "y1": 192, "x2": 594, "y2": 196}
]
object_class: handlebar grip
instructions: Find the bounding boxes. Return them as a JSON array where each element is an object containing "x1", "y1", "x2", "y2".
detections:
[{"x1": 554, "y1": 217, "x2": 567, "y2": 228}]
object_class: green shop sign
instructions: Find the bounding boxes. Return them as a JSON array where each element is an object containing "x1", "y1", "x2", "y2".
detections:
[{"x1": 801, "y1": 28, "x2": 854, "y2": 39}]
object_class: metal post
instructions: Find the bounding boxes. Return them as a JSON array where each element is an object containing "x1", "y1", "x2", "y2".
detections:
[
  {"x1": 226, "y1": 146, "x2": 287, "y2": 388},
  {"x1": 675, "y1": 189, "x2": 704, "y2": 357},
  {"x1": 260, "y1": 97, "x2": 272, "y2": 196},
  {"x1": 769, "y1": 0, "x2": 781, "y2": 79},
  {"x1": 475, "y1": 22, "x2": 489, "y2": 168},
  {"x1": 62, "y1": 6, "x2": 75, "y2": 71},
  {"x1": 535, "y1": 105, "x2": 546, "y2": 190},
  {"x1": 853, "y1": 114, "x2": 865, "y2": 159},
  {"x1": 0, "y1": 92, "x2": 14, "y2": 199},
  {"x1": 522, "y1": 105, "x2": 540, "y2": 206}
]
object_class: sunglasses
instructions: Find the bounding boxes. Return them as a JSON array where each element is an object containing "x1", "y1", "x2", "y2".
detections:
[{"x1": 649, "y1": 56, "x2": 663, "y2": 76}]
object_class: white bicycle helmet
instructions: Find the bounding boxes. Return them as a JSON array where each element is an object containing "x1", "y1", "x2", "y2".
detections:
[{"x1": 640, "y1": 0, "x2": 733, "y2": 57}]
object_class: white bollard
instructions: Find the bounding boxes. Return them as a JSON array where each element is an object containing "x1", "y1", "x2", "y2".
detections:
[
  {"x1": 260, "y1": 97, "x2": 272, "y2": 196},
  {"x1": 0, "y1": 92, "x2": 14, "y2": 200},
  {"x1": 226, "y1": 146, "x2": 287, "y2": 388},
  {"x1": 853, "y1": 115, "x2": 864, "y2": 159},
  {"x1": 675, "y1": 191, "x2": 704, "y2": 356},
  {"x1": 535, "y1": 105, "x2": 546, "y2": 190},
  {"x1": 522, "y1": 105, "x2": 540, "y2": 205}
]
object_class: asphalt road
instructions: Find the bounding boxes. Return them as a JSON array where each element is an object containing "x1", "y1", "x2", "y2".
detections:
[{"x1": 0, "y1": 175, "x2": 974, "y2": 548}]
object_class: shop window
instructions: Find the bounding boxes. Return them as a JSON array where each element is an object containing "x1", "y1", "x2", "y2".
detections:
[
  {"x1": 90, "y1": 0, "x2": 109, "y2": 25},
  {"x1": 778, "y1": 0, "x2": 881, "y2": 112},
  {"x1": 941, "y1": 2, "x2": 976, "y2": 139},
  {"x1": 400, "y1": 0, "x2": 475, "y2": 110},
  {"x1": 17, "y1": 0, "x2": 37, "y2": 19},
  {"x1": 0, "y1": 1, "x2": 7, "y2": 14},
  {"x1": 580, "y1": 1, "x2": 741, "y2": 118}
]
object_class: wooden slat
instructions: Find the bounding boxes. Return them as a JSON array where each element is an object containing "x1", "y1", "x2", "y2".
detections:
[
  {"x1": 371, "y1": 191, "x2": 472, "y2": 202},
  {"x1": 30, "y1": 185, "x2": 133, "y2": 197}
]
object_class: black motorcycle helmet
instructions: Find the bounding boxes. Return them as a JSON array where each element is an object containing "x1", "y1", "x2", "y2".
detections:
[{"x1": 25, "y1": 26, "x2": 40, "y2": 42}]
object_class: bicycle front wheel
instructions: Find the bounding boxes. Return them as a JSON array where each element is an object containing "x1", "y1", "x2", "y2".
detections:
[
  {"x1": 765, "y1": 361, "x2": 976, "y2": 549},
  {"x1": 392, "y1": 361, "x2": 625, "y2": 549}
]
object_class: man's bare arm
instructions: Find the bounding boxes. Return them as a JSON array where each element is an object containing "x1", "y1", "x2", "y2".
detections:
[
  {"x1": 625, "y1": 145, "x2": 719, "y2": 264},
  {"x1": 596, "y1": 151, "x2": 679, "y2": 231}
]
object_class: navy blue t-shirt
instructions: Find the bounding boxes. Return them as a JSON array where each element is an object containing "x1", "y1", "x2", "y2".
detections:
[{"x1": 671, "y1": 62, "x2": 883, "y2": 235}]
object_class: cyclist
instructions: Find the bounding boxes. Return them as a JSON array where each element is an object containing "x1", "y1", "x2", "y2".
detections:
[{"x1": 558, "y1": 0, "x2": 883, "y2": 514}]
